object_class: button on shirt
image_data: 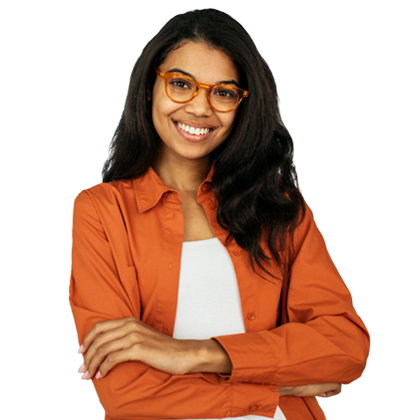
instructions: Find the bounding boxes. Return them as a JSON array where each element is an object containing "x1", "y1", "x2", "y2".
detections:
[{"x1": 69, "y1": 166, "x2": 370, "y2": 420}]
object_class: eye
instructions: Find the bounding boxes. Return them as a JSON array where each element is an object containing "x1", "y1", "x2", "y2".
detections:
[
  {"x1": 212, "y1": 86, "x2": 238, "y2": 100},
  {"x1": 168, "y1": 77, "x2": 194, "y2": 90},
  {"x1": 217, "y1": 90, "x2": 232, "y2": 97}
]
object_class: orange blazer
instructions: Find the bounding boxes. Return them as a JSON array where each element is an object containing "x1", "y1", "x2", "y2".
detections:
[{"x1": 69, "y1": 166, "x2": 369, "y2": 420}]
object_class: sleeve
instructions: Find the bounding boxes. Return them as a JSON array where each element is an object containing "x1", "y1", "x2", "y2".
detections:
[
  {"x1": 69, "y1": 191, "x2": 279, "y2": 420},
  {"x1": 212, "y1": 205, "x2": 370, "y2": 386}
]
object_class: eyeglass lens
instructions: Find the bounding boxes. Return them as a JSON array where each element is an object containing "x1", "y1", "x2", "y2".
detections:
[{"x1": 167, "y1": 76, "x2": 240, "y2": 112}]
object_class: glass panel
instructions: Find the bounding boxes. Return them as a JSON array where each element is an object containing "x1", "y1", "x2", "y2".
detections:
[
  {"x1": 167, "y1": 77, "x2": 195, "y2": 100},
  {"x1": 211, "y1": 86, "x2": 239, "y2": 111}
]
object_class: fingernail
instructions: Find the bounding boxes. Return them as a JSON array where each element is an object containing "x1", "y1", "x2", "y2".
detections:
[
  {"x1": 78, "y1": 345, "x2": 84, "y2": 354},
  {"x1": 78, "y1": 364, "x2": 85, "y2": 373},
  {"x1": 95, "y1": 371, "x2": 102, "y2": 379},
  {"x1": 82, "y1": 371, "x2": 89, "y2": 380}
]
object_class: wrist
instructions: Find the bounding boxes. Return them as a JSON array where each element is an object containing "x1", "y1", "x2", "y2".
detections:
[
  {"x1": 277, "y1": 386, "x2": 295, "y2": 396},
  {"x1": 187, "y1": 339, "x2": 232, "y2": 374}
]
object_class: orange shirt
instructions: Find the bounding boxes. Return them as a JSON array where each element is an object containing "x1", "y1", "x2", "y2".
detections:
[{"x1": 69, "y1": 166, "x2": 369, "y2": 420}]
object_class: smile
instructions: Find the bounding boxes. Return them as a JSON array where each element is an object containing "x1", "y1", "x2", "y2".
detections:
[{"x1": 176, "y1": 122, "x2": 211, "y2": 136}]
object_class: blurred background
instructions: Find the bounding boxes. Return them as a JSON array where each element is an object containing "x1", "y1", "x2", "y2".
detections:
[{"x1": 69, "y1": 8, "x2": 370, "y2": 420}]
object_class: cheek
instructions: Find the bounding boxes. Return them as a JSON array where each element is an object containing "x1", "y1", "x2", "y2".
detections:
[
  {"x1": 152, "y1": 89, "x2": 180, "y2": 123},
  {"x1": 152, "y1": 83, "x2": 170, "y2": 126},
  {"x1": 222, "y1": 112, "x2": 237, "y2": 134},
  {"x1": 152, "y1": 97, "x2": 172, "y2": 132},
  {"x1": 151, "y1": 101, "x2": 161, "y2": 129}
]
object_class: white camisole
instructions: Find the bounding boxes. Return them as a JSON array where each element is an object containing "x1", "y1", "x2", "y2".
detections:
[{"x1": 172, "y1": 237, "x2": 287, "y2": 420}]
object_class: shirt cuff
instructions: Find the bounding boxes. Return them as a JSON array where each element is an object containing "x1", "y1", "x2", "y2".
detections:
[
  {"x1": 211, "y1": 332, "x2": 276, "y2": 384},
  {"x1": 231, "y1": 381, "x2": 279, "y2": 418}
]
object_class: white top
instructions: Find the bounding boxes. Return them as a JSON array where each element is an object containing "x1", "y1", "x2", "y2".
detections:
[{"x1": 172, "y1": 237, "x2": 287, "y2": 420}]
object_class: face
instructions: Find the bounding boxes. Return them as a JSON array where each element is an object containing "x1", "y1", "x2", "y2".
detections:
[{"x1": 152, "y1": 41, "x2": 239, "y2": 165}]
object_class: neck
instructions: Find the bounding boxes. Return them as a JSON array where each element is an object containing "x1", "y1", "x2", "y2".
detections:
[{"x1": 153, "y1": 149, "x2": 211, "y2": 195}]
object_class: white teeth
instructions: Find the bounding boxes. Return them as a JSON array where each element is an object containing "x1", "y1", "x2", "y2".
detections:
[{"x1": 176, "y1": 122, "x2": 210, "y2": 136}]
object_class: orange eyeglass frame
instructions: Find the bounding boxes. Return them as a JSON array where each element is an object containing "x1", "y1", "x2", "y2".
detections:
[{"x1": 155, "y1": 69, "x2": 249, "y2": 113}]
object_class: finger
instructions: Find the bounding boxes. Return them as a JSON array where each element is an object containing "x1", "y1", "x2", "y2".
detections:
[
  {"x1": 80, "y1": 317, "x2": 136, "y2": 354},
  {"x1": 82, "y1": 318, "x2": 144, "y2": 374},
  {"x1": 326, "y1": 384, "x2": 341, "y2": 397},
  {"x1": 323, "y1": 391, "x2": 335, "y2": 397},
  {"x1": 80, "y1": 319, "x2": 122, "y2": 354},
  {"x1": 84, "y1": 332, "x2": 141, "y2": 380},
  {"x1": 82, "y1": 325, "x2": 130, "y2": 374},
  {"x1": 78, "y1": 363, "x2": 87, "y2": 373},
  {"x1": 96, "y1": 344, "x2": 141, "y2": 379},
  {"x1": 326, "y1": 387, "x2": 341, "y2": 397},
  {"x1": 317, "y1": 387, "x2": 341, "y2": 398}
]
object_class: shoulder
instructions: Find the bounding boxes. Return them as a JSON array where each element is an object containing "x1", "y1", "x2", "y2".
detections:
[
  {"x1": 74, "y1": 179, "x2": 134, "y2": 207},
  {"x1": 73, "y1": 179, "x2": 137, "y2": 222}
]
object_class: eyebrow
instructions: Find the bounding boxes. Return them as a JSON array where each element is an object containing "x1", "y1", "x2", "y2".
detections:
[{"x1": 166, "y1": 67, "x2": 240, "y2": 87}]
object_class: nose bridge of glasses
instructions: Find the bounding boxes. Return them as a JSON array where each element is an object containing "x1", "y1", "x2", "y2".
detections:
[
  {"x1": 192, "y1": 82, "x2": 213, "y2": 108},
  {"x1": 197, "y1": 81, "x2": 212, "y2": 92},
  {"x1": 194, "y1": 82, "x2": 213, "y2": 104}
]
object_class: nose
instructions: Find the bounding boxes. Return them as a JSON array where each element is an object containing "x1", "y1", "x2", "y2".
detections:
[{"x1": 184, "y1": 87, "x2": 212, "y2": 117}]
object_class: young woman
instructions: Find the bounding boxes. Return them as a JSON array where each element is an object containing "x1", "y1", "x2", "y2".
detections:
[{"x1": 69, "y1": 9, "x2": 369, "y2": 420}]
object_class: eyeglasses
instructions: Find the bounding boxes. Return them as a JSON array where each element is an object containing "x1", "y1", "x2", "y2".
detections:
[{"x1": 155, "y1": 69, "x2": 249, "y2": 113}]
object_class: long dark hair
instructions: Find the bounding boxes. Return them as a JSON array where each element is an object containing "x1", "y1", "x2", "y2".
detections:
[{"x1": 102, "y1": 8, "x2": 305, "y2": 281}]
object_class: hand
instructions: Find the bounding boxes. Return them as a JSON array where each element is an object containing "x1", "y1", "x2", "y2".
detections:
[
  {"x1": 77, "y1": 317, "x2": 232, "y2": 380},
  {"x1": 77, "y1": 317, "x2": 200, "y2": 380},
  {"x1": 278, "y1": 383, "x2": 342, "y2": 398}
]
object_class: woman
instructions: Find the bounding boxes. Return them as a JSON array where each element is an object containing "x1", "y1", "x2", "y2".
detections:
[{"x1": 69, "y1": 9, "x2": 369, "y2": 420}]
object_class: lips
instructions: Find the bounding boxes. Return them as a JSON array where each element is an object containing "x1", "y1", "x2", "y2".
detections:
[{"x1": 170, "y1": 119, "x2": 216, "y2": 144}]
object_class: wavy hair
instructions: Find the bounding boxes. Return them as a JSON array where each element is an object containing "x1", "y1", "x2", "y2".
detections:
[{"x1": 102, "y1": 8, "x2": 305, "y2": 281}]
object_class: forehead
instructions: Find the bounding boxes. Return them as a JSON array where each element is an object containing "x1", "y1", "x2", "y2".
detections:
[{"x1": 160, "y1": 41, "x2": 239, "y2": 83}]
